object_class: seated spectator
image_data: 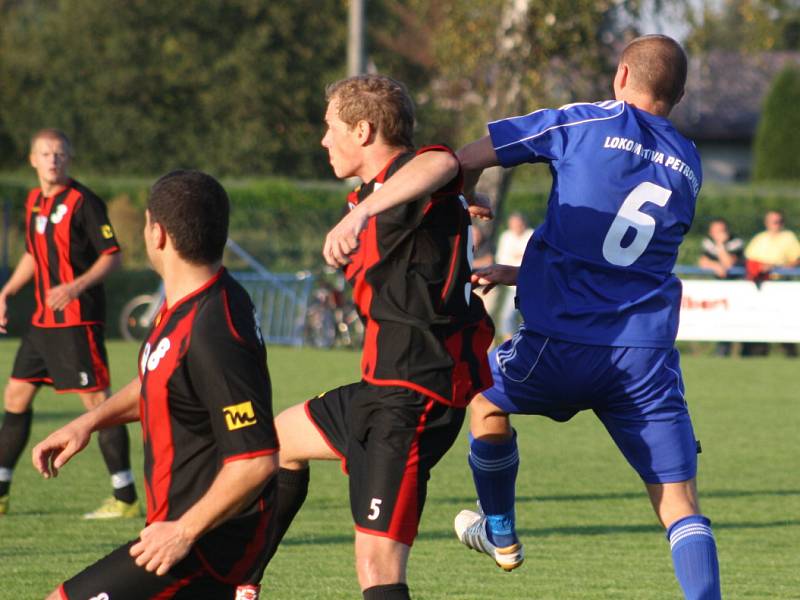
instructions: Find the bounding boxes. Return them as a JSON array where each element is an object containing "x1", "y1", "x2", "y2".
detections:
[
  {"x1": 698, "y1": 218, "x2": 744, "y2": 279},
  {"x1": 698, "y1": 219, "x2": 744, "y2": 356},
  {"x1": 743, "y1": 210, "x2": 800, "y2": 357}
]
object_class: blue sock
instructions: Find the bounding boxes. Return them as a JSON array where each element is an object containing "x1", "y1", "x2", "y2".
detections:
[
  {"x1": 667, "y1": 514, "x2": 721, "y2": 600},
  {"x1": 468, "y1": 431, "x2": 519, "y2": 547}
]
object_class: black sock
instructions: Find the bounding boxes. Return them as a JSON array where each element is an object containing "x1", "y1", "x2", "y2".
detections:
[
  {"x1": 363, "y1": 583, "x2": 410, "y2": 600},
  {"x1": 112, "y1": 483, "x2": 136, "y2": 504},
  {"x1": 0, "y1": 410, "x2": 33, "y2": 496},
  {"x1": 260, "y1": 466, "x2": 310, "y2": 570},
  {"x1": 98, "y1": 426, "x2": 136, "y2": 502}
]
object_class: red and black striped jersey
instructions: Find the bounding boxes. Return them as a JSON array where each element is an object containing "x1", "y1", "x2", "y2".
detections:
[
  {"x1": 24, "y1": 179, "x2": 119, "y2": 327},
  {"x1": 343, "y1": 145, "x2": 494, "y2": 408},
  {"x1": 138, "y1": 268, "x2": 277, "y2": 525}
]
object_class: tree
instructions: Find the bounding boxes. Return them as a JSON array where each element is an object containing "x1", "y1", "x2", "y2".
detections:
[
  {"x1": 369, "y1": 0, "x2": 642, "y2": 242},
  {"x1": 0, "y1": 0, "x2": 347, "y2": 176},
  {"x1": 684, "y1": 0, "x2": 800, "y2": 53},
  {"x1": 752, "y1": 65, "x2": 800, "y2": 181}
]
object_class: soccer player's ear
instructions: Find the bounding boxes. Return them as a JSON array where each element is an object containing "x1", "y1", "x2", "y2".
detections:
[
  {"x1": 155, "y1": 223, "x2": 169, "y2": 250},
  {"x1": 614, "y1": 63, "x2": 630, "y2": 95},
  {"x1": 355, "y1": 119, "x2": 374, "y2": 146}
]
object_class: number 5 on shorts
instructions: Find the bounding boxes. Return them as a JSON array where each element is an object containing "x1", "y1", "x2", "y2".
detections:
[{"x1": 367, "y1": 498, "x2": 382, "y2": 520}]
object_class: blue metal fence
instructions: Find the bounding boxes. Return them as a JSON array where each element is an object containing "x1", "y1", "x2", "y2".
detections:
[
  {"x1": 673, "y1": 265, "x2": 800, "y2": 278},
  {"x1": 233, "y1": 271, "x2": 314, "y2": 346},
  {"x1": 225, "y1": 239, "x2": 315, "y2": 347}
]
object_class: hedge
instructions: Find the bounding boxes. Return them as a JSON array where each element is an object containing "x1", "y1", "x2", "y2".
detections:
[
  {"x1": 1, "y1": 175, "x2": 348, "y2": 272},
  {"x1": 2, "y1": 174, "x2": 800, "y2": 336}
]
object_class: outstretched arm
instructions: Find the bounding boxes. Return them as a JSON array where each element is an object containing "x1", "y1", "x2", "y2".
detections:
[
  {"x1": 323, "y1": 150, "x2": 460, "y2": 267},
  {"x1": 32, "y1": 376, "x2": 141, "y2": 478},
  {"x1": 457, "y1": 136, "x2": 500, "y2": 198},
  {"x1": 0, "y1": 253, "x2": 36, "y2": 333}
]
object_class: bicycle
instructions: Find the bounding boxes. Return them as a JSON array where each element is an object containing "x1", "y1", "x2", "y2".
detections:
[
  {"x1": 118, "y1": 282, "x2": 164, "y2": 341},
  {"x1": 304, "y1": 268, "x2": 364, "y2": 350}
]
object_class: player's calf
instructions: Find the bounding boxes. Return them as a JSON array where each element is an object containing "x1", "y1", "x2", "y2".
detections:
[{"x1": 667, "y1": 514, "x2": 721, "y2": 600}]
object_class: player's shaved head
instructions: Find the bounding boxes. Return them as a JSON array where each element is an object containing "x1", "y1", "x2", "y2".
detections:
[
  {"x1": 147, "y1": 170, "x2": 229, "y2": 265},
  {"x1": 326, "y1": 74, "x2": 415, "y2": 149},
  {"x1": 620, "y1": 35, "x2": 687, "y2": 108},
  {"x1": 30, "y1": 128, "x2": 72, "y2": 155}
]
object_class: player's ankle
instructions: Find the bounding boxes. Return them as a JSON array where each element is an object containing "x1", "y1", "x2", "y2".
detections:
[
  {"x1": 486, "y1": 513, "x2": 517, "y2": 547},
  {"x1": 362, "y1": 583, "x2": 410, "y2": 600}
]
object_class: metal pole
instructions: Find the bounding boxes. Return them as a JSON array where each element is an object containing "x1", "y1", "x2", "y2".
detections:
[{"x1": 347, "y1": 0, "x2": 366, "y2": 76}]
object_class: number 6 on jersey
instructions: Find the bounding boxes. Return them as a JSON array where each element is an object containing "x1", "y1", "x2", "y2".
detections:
[{"x1": 602, "y1": 182, "x2": 672, "y2": 267}]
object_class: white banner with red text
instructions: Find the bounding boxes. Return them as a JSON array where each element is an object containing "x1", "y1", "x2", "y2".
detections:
[{"x1": 678, "y1": 279, "x2": 800, "y2": 342}]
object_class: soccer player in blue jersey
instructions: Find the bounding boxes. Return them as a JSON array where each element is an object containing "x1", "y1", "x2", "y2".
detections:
[{"x1": 447, "y1": 34, "x2": 721, "y2": 599}]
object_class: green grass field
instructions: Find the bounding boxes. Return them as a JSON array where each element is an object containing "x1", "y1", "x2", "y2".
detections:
[{"x1": 0, "y1": 340, "x2": 797, "y2": 599}]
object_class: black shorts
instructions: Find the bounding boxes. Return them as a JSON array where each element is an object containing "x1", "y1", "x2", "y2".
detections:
[
  {"x1": 60, "y1": 502, "x2": 273, "y2": 600},
  {"x1": 10, "y1": 324, "x2": 109, "y2": 393},
  {"x1": 306, "y1": 381, "x2": 465, "y2": 546}
]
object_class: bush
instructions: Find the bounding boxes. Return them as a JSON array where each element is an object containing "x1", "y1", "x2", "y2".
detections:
[
  {"x1": 3, "y1": 174, "x2": 800, "y2": 280},
  {"x1": 752, "y1": 66, "x2": 800, "y2": 181}
]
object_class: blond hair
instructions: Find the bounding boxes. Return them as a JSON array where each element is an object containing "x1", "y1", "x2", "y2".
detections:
[
  {"x1": 326, "y1": 75, "x2": 415, "y2": 148},
  {"x1": 30, "y1": 128, "x2": 73, "y2": 155}
]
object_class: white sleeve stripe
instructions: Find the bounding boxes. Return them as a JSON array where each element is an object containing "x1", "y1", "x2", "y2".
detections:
[{"x1": 492, "y1": 101, "x2": 626, "y2": 152}]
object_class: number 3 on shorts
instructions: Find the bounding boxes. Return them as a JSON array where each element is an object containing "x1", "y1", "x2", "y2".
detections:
[
  {"x1": 367, "y1": 498, "x2": 382, "y2": 520},
  {"x1": 602, "y1": 182, "x2": 672, "y2": 267}
]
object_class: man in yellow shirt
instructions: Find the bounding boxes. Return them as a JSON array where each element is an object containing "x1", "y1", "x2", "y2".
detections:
[
  {"x1": 743, "y1": 210, "x2": 799, "y2": 357},
  {"x1": 745, "y1": 210, "x2": 800, "y2": 269}
]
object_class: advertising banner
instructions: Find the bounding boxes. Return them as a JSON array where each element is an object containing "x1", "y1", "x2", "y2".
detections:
[{"x1": 678, "y1": 280, "x2": 800, "y2": 342}]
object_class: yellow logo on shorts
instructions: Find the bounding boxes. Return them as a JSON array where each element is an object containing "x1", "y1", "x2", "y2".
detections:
[
  {"x1": 223, "y1": 401, "x2": 257, "y2": 431},
  {"x1": 100, "y1": 224, "x2": 114, "y2": 239}
]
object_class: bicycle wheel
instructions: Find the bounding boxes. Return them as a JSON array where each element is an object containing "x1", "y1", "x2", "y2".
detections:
[
  {"x1": 119, "y1": 294, "x2": 157, "y2": 341},
  {"x1": 304, "y1": 301, "x2": 336, "y2": 348}
]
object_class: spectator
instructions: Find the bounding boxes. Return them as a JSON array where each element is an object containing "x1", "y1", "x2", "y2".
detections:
[
  {"x1": 744, "y1": 210, "x2": 800, "y2": 272},
  {"x1": 743, "y1": 210, "x2": 800, "y2": 357},
  {"x1": 698, "y1": 218, "x2": 744, "y2": 356},
  {"x1": 698, "y1": 218, "x2": 744, "y2": 279},
  {"x1": 495, "y1": 212, "x2": 533, "y2": 339}
]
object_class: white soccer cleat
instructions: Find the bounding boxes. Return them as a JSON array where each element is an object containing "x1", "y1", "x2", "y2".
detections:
[{"x1": 454, "y1": 509, "x2": 524, "y2": 571}]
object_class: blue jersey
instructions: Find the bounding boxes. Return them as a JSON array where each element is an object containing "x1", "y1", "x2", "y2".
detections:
[{"x1": 489, "y1": 100, "x2": 701, "y2": 348}]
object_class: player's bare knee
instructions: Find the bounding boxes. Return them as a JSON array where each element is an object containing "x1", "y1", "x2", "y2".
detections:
[
  {"x1": 355, "y1": 536, "x2": 408, "y2": 588},
  {"x1": 469, "y1": 393, "x2": 511, "y2": 440},
  {"x1": 78, "y1": 390, "x2": 108, "y2": 410},
  {"x1": 646, "y1": 480, "x2": 700, "y2": 528},
  {"x1": 4, "y1": 380, "x2": 36, "y2": 412}
]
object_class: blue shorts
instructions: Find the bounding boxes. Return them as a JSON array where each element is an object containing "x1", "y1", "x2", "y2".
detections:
[{"x1": 483, "y1": 328, "x2": 697, "y2": 484}]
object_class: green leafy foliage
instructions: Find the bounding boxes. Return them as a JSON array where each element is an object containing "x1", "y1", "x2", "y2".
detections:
[
  {"x1": 0, "y1": 0, "x2": 347, "y2": 175},
  {"x1": 685, "y1": 0, "x2": 800, "y2": 53},
  {"x1": 752, "y1": 66, "x2": 800, "y2": 181}
]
